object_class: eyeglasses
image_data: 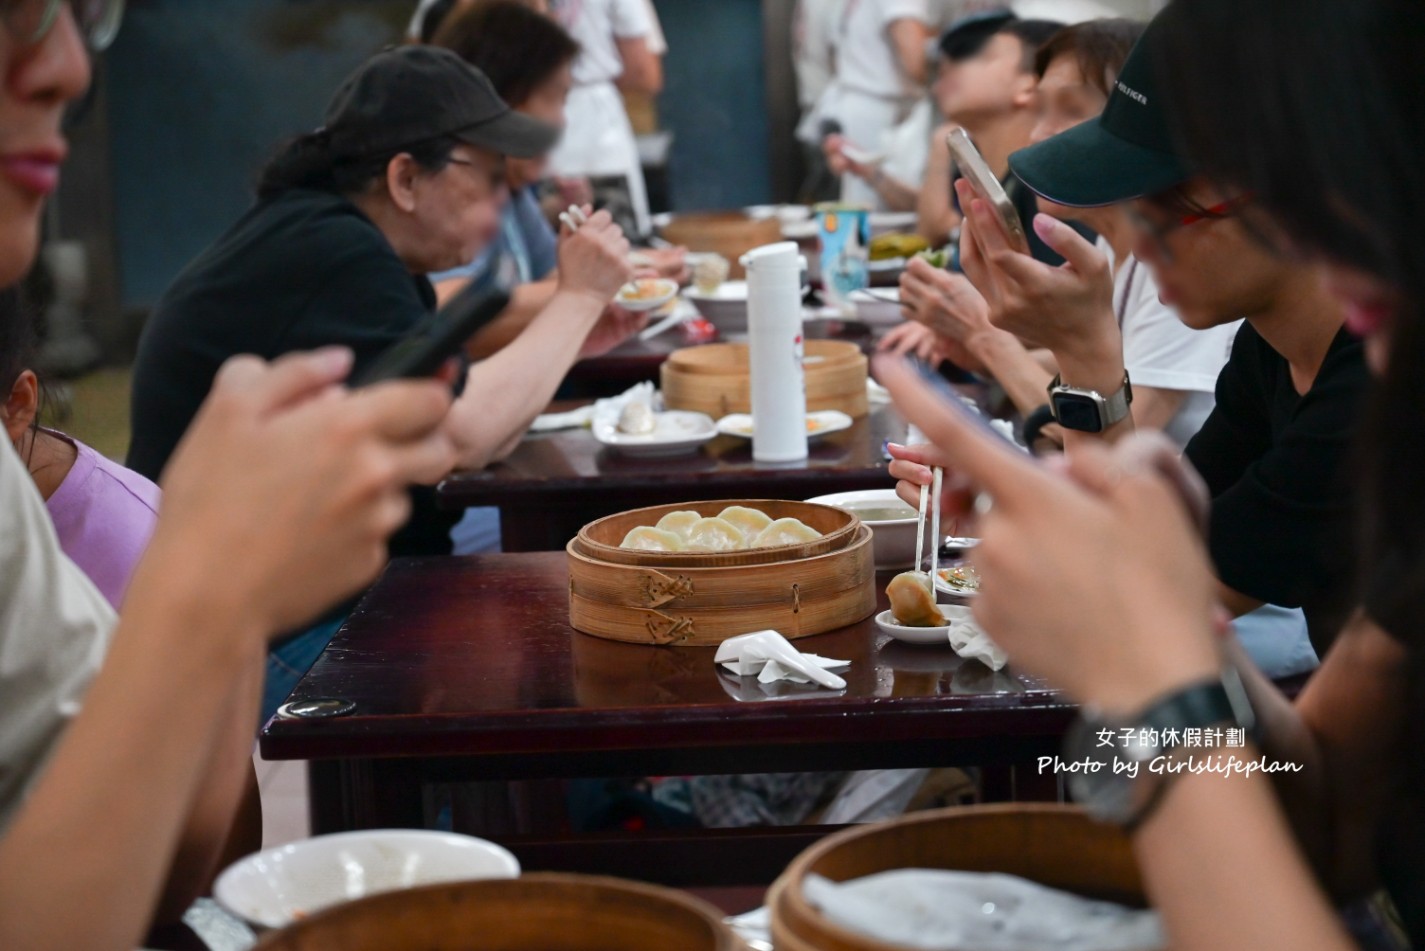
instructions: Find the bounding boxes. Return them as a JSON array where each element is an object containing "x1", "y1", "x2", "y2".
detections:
[
  {"x1": 1126, "y1": 194, "x2": 1252, "y2": 262},
  {"x1": 2, "y1": 0, "x2": 125, "y2": 52}
]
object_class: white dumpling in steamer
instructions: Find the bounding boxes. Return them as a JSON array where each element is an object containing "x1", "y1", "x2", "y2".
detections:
[
  {"x1": 619, "y1": 526, "x2": 686, "y2": 552},
  {"x1": 717, "y1": 505, "x2": 774, "y2": 538},
  {"x1": 752, "y1": 517, "x2": 823, "y2": 549},
  {"x1": 655, "y1": 510, "x2": 703, "y2": 540},
  {"x1": 684, "y1": 516, "x2": 747, "y2": 552}
]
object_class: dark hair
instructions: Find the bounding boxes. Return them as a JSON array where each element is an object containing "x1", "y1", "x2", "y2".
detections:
[
  {"x1": 1155, "y1": 0, "x2": 1425, "y2": 630},
  {"x1": 1034, "y1": 18, "x2": 1145, "y2": 98},
  {"x1": 939, "y1": 10, "x2": 1014, "y2": 62},
  {"x1": 997, "y1": 19, "x2": 1065, "y2": 72},
  {"x1": 256, "y1": 131, "x2": 459, "y2": 201},
  {"x1": 418, "y1": 0, "x2": 460, "y2": 43},
  {"x1": 432, "y1": 1, "x2": 579, "y2": 107},
  {"x1": 0, "y1": 285, "x2": 35, "y2": 398}
]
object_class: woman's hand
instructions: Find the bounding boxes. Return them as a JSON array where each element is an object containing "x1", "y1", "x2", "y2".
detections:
[
  {"x1": 899, "y1": 257, "x2": 998, "y2": 345},
  {"x1": 557, "y1": 207, "x2": 634, "y2": 305},
  {"x1": 144, "y1": 348, "x2": 456, "y2": 639},
  {"x1": 822, "y1": 133, "x2": 851, "y2": 176},
  {"x1": 877, "y1": 320, "x2": 944, "y2": 362},
  {"x1": 878, "y1": 354, "x2": 1221, "y2": 714},
  {"x1": 955, "y1": 179, "x2": 1119, "y2": 361}
]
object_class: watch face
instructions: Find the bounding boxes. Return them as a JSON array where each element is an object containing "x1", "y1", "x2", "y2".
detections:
[{"x1": 1053, "y1": 393, "x2": 1105, "y2": 433}]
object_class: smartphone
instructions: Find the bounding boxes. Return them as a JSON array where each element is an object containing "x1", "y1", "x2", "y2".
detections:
[
  {"x1": 349, "y1": 282, "x2": 511, "y2": 388},
  {"x1": 945, "y1": 127, "x2": 1030, "y2": 255}
]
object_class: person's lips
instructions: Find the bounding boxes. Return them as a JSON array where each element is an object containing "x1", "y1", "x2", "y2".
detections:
[{"x1": 0, "y1": 145, "x2": 66, "y2": 197}]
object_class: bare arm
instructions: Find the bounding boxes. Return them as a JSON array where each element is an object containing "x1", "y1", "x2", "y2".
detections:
[
  {"x1": 0, "y1": 351, "x2": 457, "y2": 951},
  {"x1": 616, "y1": 35, "x2": 662, "y2": 95},
  {"x1": 444, "y1": 211, "x2": 632, "y2": 469},
  {"x1": 152, "y1": 661, "x2": 264, "y2": 924},
  {"x1": 916, "y1": 123, "x2": 961, "y2": 247},
  {"x1": 887, "y1": 18, "x2": 930, "y2": 85}
]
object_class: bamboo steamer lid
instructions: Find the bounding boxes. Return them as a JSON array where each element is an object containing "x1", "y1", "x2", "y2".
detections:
[
  {"x1": 568, "y1": 526, "x2": 877, "y2": 645},
  {"x1": 254, "y1": 873, "x2": 738, "y2": 951},
  {"x1": 662, "y1": 341, "x2": 869, "y2": 419},
  {"x1": 658, "y1": 211, "x2": 782, "y2": 280},
  {"x1": 770, "y1": 804, "x2": 1146, "y2": 951}
]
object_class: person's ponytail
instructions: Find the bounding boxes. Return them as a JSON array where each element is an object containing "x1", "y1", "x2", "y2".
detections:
[{"x1": 256, "y1": 129, "x2": 344, "y2": 200}]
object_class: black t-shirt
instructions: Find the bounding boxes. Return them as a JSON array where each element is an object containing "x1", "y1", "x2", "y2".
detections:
[
  {"x1": 1183, "y1": 323, "x2": 1369, "y2": 650},
  {"x1": 129, "y1": 188, "x2": 458, "y2": 559}
]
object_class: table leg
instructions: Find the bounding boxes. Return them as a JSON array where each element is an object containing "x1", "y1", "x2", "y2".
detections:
[{"x1": 306, "y1": 759, "x2": 427, "y2": 834}]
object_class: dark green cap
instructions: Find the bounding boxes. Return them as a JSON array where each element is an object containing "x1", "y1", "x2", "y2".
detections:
[{"x1": 1008, "y1": 14, "x2": 1189, "y2": 207}]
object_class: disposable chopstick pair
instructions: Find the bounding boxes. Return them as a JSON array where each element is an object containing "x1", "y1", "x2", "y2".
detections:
[
  {"x1": 913, "y1": 468, "x2": 945, "y2": 589},
  {"x1": 558, "y1": 204, "x2": 589, "y2": 232}
]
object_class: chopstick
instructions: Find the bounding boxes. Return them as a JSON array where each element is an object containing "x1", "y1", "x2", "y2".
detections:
[
  {"x1": 929, "y1": 467, "x2": 944, "y2": 587},
  {"x1": 638, "y1": 307, "x2": 687, "y2": 341},
  {"x1": 914, "y1": 480, "x2": 929, "y2": 573}
]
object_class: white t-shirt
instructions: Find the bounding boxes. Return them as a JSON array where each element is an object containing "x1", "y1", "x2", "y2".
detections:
[
  {"x1": 795, "y1": 0, "x2": 845, "y2": 111},
  {"x1": 0, "y1": 440, "x2": 114, "y2": 833},
  {"x1": 1103, "y1": 238, "x2": 1240, "y2": 448},
  {"x1": 835, "y1": 0, "x2": 931, "y2": 102},
  {"x1": 552, "y1": 0, "x2": 655, "y2": 87}
]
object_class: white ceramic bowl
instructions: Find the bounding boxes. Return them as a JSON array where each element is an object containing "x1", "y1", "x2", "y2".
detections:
[
  {"x1": 214, "y1": 829, "x2": 520, "y2": 930},
  {"x1": 848, "y1": 288, "x2": 904, "y2": 327},
  {"x1": 806, "y1": 488, "x2": 923, "y2": 569},
  {"x1": 684, "y1": 280, "x2": 749, "y2": 333}
]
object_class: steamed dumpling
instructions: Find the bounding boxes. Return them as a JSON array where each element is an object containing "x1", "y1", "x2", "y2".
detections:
[
  {"x1": 752, "y1": 517, "x2": 823, "y2": 549},
  {"x1": 620, "y1": 526, "x2": 685, "y2": 552},
  {"x1": 718, "y1": 505, "x2": 774, "y2": 538},
  {"x1": 887, "y1": 570, "x2": 946, "y2": 627},
  {"x1": 655, "y1": 510, "x2": 703, "y2": 540},
  {"x1": 684, "y1": 516, "x2": 747, "y2": 552}
]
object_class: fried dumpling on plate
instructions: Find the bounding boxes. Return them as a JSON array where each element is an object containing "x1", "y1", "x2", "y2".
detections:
[
  {"x1": 887, "y1": 571, "x2": 946, "y2": 627},
  {"x1": 718, "y1": 505, "x2": 773, "y2": 537},
  {"x1": 751, "y1": 517, "x2": 823, "y2": 549},
  {"x1": 619, "y1": 526, "x2": 685, "y2": 552},
  {"x1": 684, "y1": 516, "x2": 747, "y2": 552},
  {"x1": 655, "y1": 510, "x2": 703, "y2": 540}
]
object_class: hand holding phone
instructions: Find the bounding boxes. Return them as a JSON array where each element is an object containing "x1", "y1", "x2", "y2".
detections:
[{"x1": 946, "y1": 128, "x2": 1030, "y2": 255}]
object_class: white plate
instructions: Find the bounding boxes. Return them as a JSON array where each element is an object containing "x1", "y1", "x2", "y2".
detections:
[
  {"x1": 715, "y1": 410, "x2": 854, "y2": 441},
  {"x1": 615, "y1": 278, "x2": 680, "y2": 312},
  {"x1": 875, "y1": 609, "x2": 951, "y2": 645},
  {"x1": 781, "y1": 219, "x2": 820, "y2": 241},
  {"x1": 593, "y1": 410, "x2": 717, "y2": 456},
  {"x1": 214, "y1": 829, "x2": 519, "y2": 929},
  {"x1": 934, "y1": 565, "x2": 980, "y2": 598}
]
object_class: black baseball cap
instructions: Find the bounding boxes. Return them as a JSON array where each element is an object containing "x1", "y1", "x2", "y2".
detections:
[
  {"x1": 1008, "y1": 14, "x2": 1189, "y2": 207},
  {"x1": 323, "y1": 46, "x2": 559, "y2": 161}
]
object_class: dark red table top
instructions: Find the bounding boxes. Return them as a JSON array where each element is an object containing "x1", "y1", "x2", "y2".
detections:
[
  {"x1": 436, "y1": 402, "x2": 908, "y2": 512},
  {"x1": 260, "y1": 552, "x2": 1070, "y2": 767}
]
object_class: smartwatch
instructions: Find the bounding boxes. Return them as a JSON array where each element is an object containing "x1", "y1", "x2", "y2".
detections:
[
  {"x1": 1047, "y1": 371, "x2": 1133, "y2": 433},
  {"x1": 1061, "y1": 664, "x2": 1256, "y2": 829}
]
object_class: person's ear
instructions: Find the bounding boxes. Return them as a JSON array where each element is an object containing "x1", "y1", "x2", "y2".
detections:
[
  {"x1": 385, "y1": 153, "x2": 421, "y2": 214},
  {"x1": 2, "y1": 370, "x2": 39, "y2": 446},
  {"x1": 1010, "y1": 70, "x2": 1039, "y2": 110}
]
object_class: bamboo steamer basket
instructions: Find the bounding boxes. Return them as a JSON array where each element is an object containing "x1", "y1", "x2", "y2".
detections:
[
  {"x1": 568, "y1": 526, "x2": 877, "y2": 645},
  {"x1": 576, "y1": 499, "x2": 859, "y2": 568},
  {"x1": 662, "y1": 340, "x2": 870, "y2": 419},
  {"x1": 770, "y1": 804, "x2": 1146, "y2": 951},
  {"x1": 254, "y1": 873, "x2": 739, "y2": 951},
  {"x1": 658, "y1": 211, "x2": 782, "y2": 280}
]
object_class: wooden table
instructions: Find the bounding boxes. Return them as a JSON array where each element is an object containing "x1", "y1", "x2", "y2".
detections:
[
  {"x1": 437, "y1": 403, "x2": 917, "y2": 552},
  {"x1": 260, "y1": 551, "x2": 1073, "y2": 885}
]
